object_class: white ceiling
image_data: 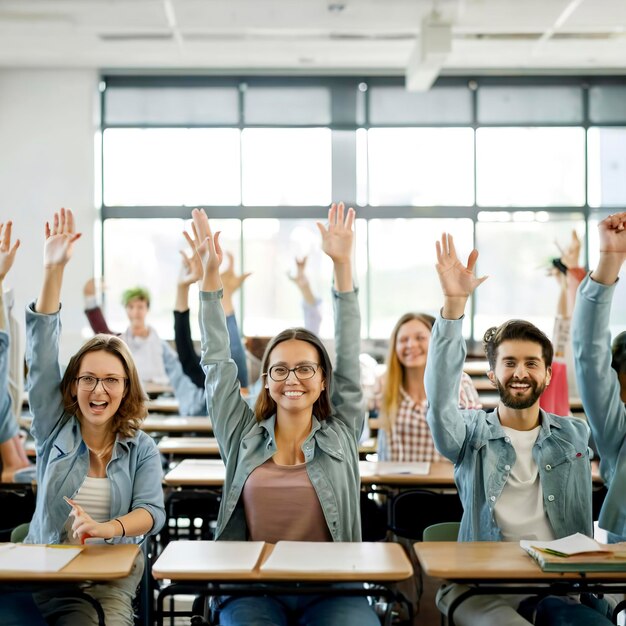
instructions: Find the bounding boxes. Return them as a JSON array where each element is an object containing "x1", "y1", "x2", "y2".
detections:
[{"x1": 0, "y1": 0, "x2": 625, "y2": 75}]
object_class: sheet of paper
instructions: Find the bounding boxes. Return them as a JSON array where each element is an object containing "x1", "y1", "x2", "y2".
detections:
[
  {"x1": 520, "y1": 532, "x2": 609, "y2": 556},
  {"x1": 0, "y1": 544, "x2": 82, "y2": 572},
  {"x1": 374, "y1": 462, "x2": 430, "y2": 475}
]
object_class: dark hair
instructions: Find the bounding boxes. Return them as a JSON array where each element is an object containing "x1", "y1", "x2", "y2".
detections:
[
  {"x1": 254, "y1": 327, "x2": 333, "y2": 422},
  {"x1": 483, "y1": 319, "x2": 554, "y2": 371},
  {"x1": 61, "y1": 334, "x2": 148, "y2": 437},
  {"x1": 612, "y1": 331, "x2": 626, "y2": 375},
  {"x1": 121, "y1": 286, "x2": 151, "y2": 308}
]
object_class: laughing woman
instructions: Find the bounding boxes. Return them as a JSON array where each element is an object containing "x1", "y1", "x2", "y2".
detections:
[
  {"x1": 188, "y1": 203, "x2": 379, "y2": 626},
  {"x1": 26, "y1": 208, "x2": 164, "y2": 626}
]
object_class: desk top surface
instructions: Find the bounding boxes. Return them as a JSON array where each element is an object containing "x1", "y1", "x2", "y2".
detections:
[
  {"x1": 158, "y1": 436, "x2": 220, "y2": 455},
  {"x1": 142, "y1": 415, "x2": 213, "y2": 433},
  {"x1": 0, "y1": 543, "x2": 139, "y2": 582},
  {"x1": 152, "y1": 540, "x2": 413, "y2": 582},
  {"x1": 414, "y1": 541, "x2": 626, "y2": 582}
]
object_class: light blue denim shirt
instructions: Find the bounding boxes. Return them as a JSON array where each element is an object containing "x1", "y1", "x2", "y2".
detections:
[
  {"x1": 161, "y1": 339, "x2": 207, "y2": 416},
  {"x1": 199, "y1": 288, "x2": 364, "y2": 542},
  {"x1": 425, "y1": 313, "x2": 592, "y2": 542},
  {"x1": 573, "y1": 275, "x2": 626, "y2": 541},
  {"x1": 24, "y1": 303, "x2": 165, "y2": 545},
  {"x1": 0, "y1": 331, "x2": 19, "y2": 444}
]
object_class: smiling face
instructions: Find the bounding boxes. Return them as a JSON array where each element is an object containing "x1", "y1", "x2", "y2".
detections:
[
  {"x1": 489, "y1": 339, "x2": 551, "y2": 410},
  {"x1": 264, "y1": 339, "x2": 325, "y2": 418},
  {"x1": 395, "y1": 318, "x2": 432, "y2": 370},
  {"x1": 72, "y1": 350, "x2": 127, "y2": 429}
]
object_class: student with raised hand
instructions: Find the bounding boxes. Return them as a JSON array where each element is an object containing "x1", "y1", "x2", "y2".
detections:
[
  {"x1": 25, "y1": 208, "x2": 165, "y2": 626},
  {"x1": 425, "y1": 233, "x2": 611, "y2": 626},
  {"x1": 0, "y1": 221, "x2": 33, "y2": 484},
  {"x1": 573, "y1": 212, "x2": 626, "y2": 545},
  {"x1": 288, "y1": 255, "x2": 322, "y2": 335},
  {"x1": 377, "y1": 312, "x2": 481, "y2": 462},
  {"x1": 188, "y1": 203, "x2": 379, "y2": 626},
  {"x1": 174, "y1": 248, "x2": 251, "y2": 391},
  {"x1": 83, "y1": 277, "x2": 206, "y2": 416}
]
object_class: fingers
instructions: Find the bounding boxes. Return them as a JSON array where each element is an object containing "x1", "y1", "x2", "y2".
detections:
[
  {"x1": 344, "y1": 206, "x2": 355, "y2": 231},
  {"x1": 0, "y1": 221, "x2": 10, "y2": 250},
  {"x1": 336, "y1": 201, "x2": 344, "y2": 227},
  {"x1": 466, "y1": 249, "x2": 479, "y2": 273}
]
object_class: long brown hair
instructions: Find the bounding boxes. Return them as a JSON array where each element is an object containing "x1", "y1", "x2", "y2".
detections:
[
  {"x1": 61, "y1": 334, "x2": 148, "y2": 438},
  {"x1": 254, "y1": 327, "x2": 333, "y2": 422},
  {"x1": 380, "y1": 313, "x2": 435, "y2": 432}
]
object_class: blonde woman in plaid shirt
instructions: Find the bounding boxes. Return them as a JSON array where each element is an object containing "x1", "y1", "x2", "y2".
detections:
[{"x1": 377, "y1": 312, "x2": 481, "y2": 462}]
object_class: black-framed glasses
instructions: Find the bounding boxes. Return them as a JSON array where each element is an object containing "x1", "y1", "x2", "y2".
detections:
[
  {"x1": 265, "y1": 364, "x2": 320, "y2": 382},
  {"x1": 75, "y1": 376, "x2": 127, "y2": 392}
]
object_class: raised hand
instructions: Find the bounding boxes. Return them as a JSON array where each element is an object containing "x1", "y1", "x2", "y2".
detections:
[
  {"x1": 288, "y1": 256, "x2": 311, "y2": 290},
  {"x1": 317, "y1": 202, "x2": 355, "y2": 265},
  {"x1": 178, "y1": 247, "x2": 203, "y2": 288},
  {"x1": 43, "y1": 208, "x2": 81, "y2": 268},
  {"x1": 184, "y1": 208, "x2": 223, "y2": 291},
  {"x1": 221, "y1": 252, "x2": 251, "y2": 296},
  {"x1": 0, "y1": 221, "x2": 20, "y2": 281},
  {"x1": 558, "y1": 230, "x2": 582, "y2": 269},
  {"x1": 436, "y1": 233, "x2": 487, "y2": 299},
  {"x1": 598, "y1": 212, "x2": 626, "y2": 255}
]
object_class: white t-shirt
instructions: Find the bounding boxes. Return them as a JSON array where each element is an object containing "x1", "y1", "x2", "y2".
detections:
[
  {"x1": 493, "y1": 424, "x2": 556, "y2": 542},
  {"x1": 64, "y1": 476, "x2": 112, "y2": 545}
]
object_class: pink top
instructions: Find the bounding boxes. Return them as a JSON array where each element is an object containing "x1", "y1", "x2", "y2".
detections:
[{"x1": 242, "y1": 458, "x2": 332, "y2": 543}]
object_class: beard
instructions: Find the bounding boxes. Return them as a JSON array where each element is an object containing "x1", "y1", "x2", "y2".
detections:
[{"x1": 495, "y1": 377, "x2": 547, "y2": 410}]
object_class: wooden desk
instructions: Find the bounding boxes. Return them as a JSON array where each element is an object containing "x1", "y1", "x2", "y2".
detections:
[
  {"x1": 153, "y1": 540, "x2": 413, "y2": 625},
  {"x1": 143, "y1": 382, "x2": 174, "y2": 397},
  {"x1": 158, "y1": 436, "x2": 221, "y2": 457},
  {"x1": 462, "y1": 360, "x2": 489, "y2": 376},
  {"x1": 359, "y1": 460, "x2": 455, "y2": 488},
  {"x1": 163, "y1": 459, "x2": 226, "y2": 487},
  {"x1": 414, "y1": 541, "x2": 626, "y2": 626},
  {"x1": 147, "y1": 398, "x2": 180, "y2": 414},
  {"x1": 141, "y1": 415, "x2": 212, "y2": 434},
  {"x1": 0, "y1": 543, "x2": 139, "y2": 582}
]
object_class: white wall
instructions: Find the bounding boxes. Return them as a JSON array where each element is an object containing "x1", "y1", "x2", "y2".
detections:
[{"x1": 0, "y1": 69, "x2": 100, "y2": 364}]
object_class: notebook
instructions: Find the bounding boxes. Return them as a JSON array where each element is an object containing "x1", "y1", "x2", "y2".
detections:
[{"x1": 0, "y1": 544, "x2": 82, "y2": 572}]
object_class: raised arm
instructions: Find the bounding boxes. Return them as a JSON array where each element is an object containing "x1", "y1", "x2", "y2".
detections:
[
  {"x1": 573, "y1": 212, "x2": 626, "y2": 463},
  {"x1": 317, "y1": 203, "x2": 362, "y2": 436},
  {"x1": 425, "y1": 233, "x2": 487, "y2": 462},
  {"x1": 289, "y1": 256, "x2": 322, "y2": 334},
  {"x1": 186, "y1": 209, "x2": 256, "y2": 457},
  {"x1": 83, "y1": 278, "x2": 116, "y2": 335}
]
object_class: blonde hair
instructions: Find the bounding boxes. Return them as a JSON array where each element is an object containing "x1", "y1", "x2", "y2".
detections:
[
  {"x1": 379, "y1": 313, "x2": 434, "y2": 432},
  {"x1": 61, "y1": 334, "x2": 148, "y2": 438}
]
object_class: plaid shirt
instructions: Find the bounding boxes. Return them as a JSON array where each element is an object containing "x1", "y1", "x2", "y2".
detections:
[{"x1": 387, "y1": 372, "x2": 480, "y2": 463}]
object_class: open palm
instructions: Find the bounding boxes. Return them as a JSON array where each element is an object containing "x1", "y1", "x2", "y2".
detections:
[
  {"x1": 44, "y1": 208, "x2": 81, "y2": 268},
  {"x1": 184, "y1": 208, "x2": 223, "y2": 278},
  {"x1": 435, "y1": 233, "x2": 487, "y2": 297},
  {"x1": 317, "y1": 202, "x2": 355, "y2": 264},
  {"x1": 0, "y1": 221, "x2": 20, "y2": 281}
]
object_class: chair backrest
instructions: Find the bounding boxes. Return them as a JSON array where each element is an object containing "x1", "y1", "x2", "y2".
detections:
[
  {"x1": 10, "y1": 522, "x2": 30, "y2": 543},
  {"x1": 389, "y1": 489, "x2": 463, "y2": 541},
  {"x1": 423, "y1": 521, "x2": 460, "y2": 542}
]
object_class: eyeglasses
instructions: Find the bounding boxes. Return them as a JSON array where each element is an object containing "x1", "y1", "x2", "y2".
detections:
[
  {"x1": 75, "y1": 376, "x2": 127, "y2": 393},
  {"x1": 264, "y1": 364, "x2": 320, "y2": 382}
]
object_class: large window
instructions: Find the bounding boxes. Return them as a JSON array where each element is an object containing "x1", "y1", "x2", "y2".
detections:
[{"x1": 101, "y1": 77, "x2": 626, "y2": 344}]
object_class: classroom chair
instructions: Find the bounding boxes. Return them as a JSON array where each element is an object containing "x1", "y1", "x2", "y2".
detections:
[{"x1": 422, "y1": 522, "x2": 460, "y2": 542}]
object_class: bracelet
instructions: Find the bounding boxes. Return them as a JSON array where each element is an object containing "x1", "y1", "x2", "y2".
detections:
[{"x1": 115, "y1": 518, "x2": 126, "y2": 538}]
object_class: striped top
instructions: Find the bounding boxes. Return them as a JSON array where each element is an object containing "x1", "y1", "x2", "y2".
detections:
[{"x1": 64, "y1": 476, "x2": 112, "y2": 544}]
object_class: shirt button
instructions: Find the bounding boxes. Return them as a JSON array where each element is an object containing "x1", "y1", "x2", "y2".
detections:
[
  {"x1": 547, "y1": 495, "x2": 555, "y2": 502},
  {"x1": 545, "y1": 464, "x2": 552, "y2": 471},
  {"x1": 490, "y1": 495, "x2": 496, "y2": 502},
  {"x1": 504, "y1": 464, "x2": 511, "y2": 471},
  {"x1": 504, "y1": 437, "x2": 511, "y2": 443}
]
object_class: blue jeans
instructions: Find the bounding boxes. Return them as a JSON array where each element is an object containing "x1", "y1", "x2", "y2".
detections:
[{"x1": 218, "y1": 593, "x2": 380, "y2": 626}]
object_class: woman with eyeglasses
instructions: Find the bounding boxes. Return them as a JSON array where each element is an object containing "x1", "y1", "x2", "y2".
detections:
[
  {"x1": 187, "y1": 203, "x2": 379, "y2": 626},
  {"x1": 23, "y1": 208, "x2": 165, "y2": 626}
]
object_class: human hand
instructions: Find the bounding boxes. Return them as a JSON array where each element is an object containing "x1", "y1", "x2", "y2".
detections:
[
  {"x1": 221, "y1": 252, "x2": 251, "y2": 296},
  {"x1": 435, "y1": 233, "x2": 487, "y2": 298},
  {"x1": 317, "y1": 202, "x2": 355, "y2": 265},
  {"x1": 288, "y1": 256, "x2": 310, "y2": 290},
  {"x1": 64, "y1": 496, "x2": 117, "y2": 542},
  {"x1": 0, "y1": 221, "x2": 20, "y2": 281},
  {"x1": 178, "y1": 247, "x2": 203, "y2": 287},
  {"x1": 598, "y1": 212, "x2": 626, "y2": 256},
  {"x1": 557, "y1": 230, "x2": 582, "y2": 269},
  {"x1": 184, "y1": 208, "x2": 223, "y2": 287},
  {"x1": 44, "y1": 208, "x2": 81, "y2": 269}
]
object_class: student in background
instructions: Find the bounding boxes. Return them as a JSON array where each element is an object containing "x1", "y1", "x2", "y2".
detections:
[
  {"x1": 288, "y1": 255, "x2": 322, "y2": 335},
  {"x1": 83, "y1": 278, "x2": 206, "y2": 415},
  {"x1": 425, "y1": 233, "x2": 611, "y2": 626},
  {"x1": 27, "y1": 208, "x2": 165, "y2": 626},
  {"x1": 188, "y1": 203, "x2": 378, "y2": 626},
  {"x1": 175, "y1": 249, "x2": 250, "y2": 391},
  {"x1": 0, "y1": 221, "x2": 32, "y2": 483},
  {"x1": 573, "y1": 211, "x2": 626, "y2": 545},
  {"x1": 377, "y1": 312, "x2": 481, "y2": 462}
]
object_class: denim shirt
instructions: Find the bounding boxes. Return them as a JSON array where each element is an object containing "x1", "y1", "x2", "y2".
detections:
[
  {"x1": 425, "y1": 314, "x2": 592, "y2": 542},
  {"x1": 0, "y1": 331, "x2": 19, "y2": 444},
  {"x1": 24, "y1": 303, "x2": 165, "y2": 545},
  {"x1": 161, "y1": 339, "x2": 207, "y2": 416},
  {"x1": 573, "y1": 275, "x2": 626, "y2": 540},
  {"x1": 199, "y1": 288, "x2": 363, "y2": 542}
]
